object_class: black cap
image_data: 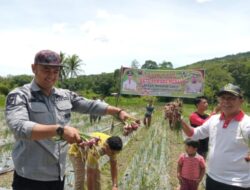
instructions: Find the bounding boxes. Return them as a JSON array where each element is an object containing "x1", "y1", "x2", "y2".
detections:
[
  {"x1": 217, "y1": 83, "x2": 243, "y2": 97},
  {"x1": 34, "y1": 50, "x2": 63, "y2": 67}
]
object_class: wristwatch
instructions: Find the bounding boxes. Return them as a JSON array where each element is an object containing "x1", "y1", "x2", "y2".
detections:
[{"x1": 56, "y1": 125, "x2": 64, "y2": 138}]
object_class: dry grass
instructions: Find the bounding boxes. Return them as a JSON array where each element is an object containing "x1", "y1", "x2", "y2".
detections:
[{"x1": 0, "y1": 171, "x2": 13, "y2": 188}]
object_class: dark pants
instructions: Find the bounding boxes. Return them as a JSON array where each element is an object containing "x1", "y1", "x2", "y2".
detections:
[
  {"x1": 12, "y1": 171, "x2": 64, "y2": 190},
  {"x1": 197, "y1": 138, "x2": 209, "y2": 159},
  {"x1": 206, "y1": 175, "x2": 250, "y2": 190},
  {"x1": 180, "y1": 178, "x2": 198, "y2": 190},
  {"x1": 143, "y1": 114, "x2": 152, "y2": 127},
  {"x1": 90, "y1": 115, "x2": 98, "y2": 124}
]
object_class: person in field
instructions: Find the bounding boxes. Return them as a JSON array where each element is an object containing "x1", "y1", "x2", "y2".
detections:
[
  {"x1": 97, "y1": 96, "x2": 106, "y2": 123},
  {"x1": 5, "y1": 50, "x2": 133, "y2": 190},
  {"x1": 68, "y1": 132, "x2": 122, "y2": 190},
  {"x1": 189, "y1": 96, "x2": 210, "y2": 159},
  {"x1": 180, "y1": 83, "x2": 250, "y2": 190},
  {"x1": 89, "y1": 96, "x2": 99, "y2": 125},
  {"x1": 177, "y1": 139, "x2": 206, "y2": 190},
  {"x1": 189, "y1": 96, "x2": 221, "y2": 159},
  {"x1": 143, "y1": 100, "x2": 154, "y2": 127}
]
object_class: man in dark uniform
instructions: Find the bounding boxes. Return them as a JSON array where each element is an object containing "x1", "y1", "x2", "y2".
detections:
[{"x1": 5, "y1": 50, "x2": 133, "y2": 190}]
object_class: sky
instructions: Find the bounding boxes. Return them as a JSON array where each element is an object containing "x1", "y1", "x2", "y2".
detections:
[{"x1": 0, "y1": 0, "x2": 250, "y2": 76}]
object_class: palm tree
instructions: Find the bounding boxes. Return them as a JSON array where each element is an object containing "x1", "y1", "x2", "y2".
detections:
[
  {"x1": 64, "y1": 54, "x2": 84, "y2": 78},
  {"x1": 59, "y1": 51, "x2": 68, "y2": 81}
]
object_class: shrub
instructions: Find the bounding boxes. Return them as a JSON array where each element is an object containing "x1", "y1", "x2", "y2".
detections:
[
  {"x1": 0, "y1": 95, "x2": 6, "y2": 108},
  {"x1": 0, "y1": 84, "x2": 10, "y2": 96}
]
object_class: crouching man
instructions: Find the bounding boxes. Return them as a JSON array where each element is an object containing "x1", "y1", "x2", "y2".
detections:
[{"x1": 68, "y1": 132, "x2": 122, "y2": 190}]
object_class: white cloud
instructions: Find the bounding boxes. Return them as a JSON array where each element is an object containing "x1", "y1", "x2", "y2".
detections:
[
  {"x1": 0, "y1": 0, "x2": 250, "y2": 76},
  {"x1": 80, "y1": 21, "x2": 97, "y2": 34},
  {"x1": 96, "y1": 9, "x2": 111, "y2": 19},
  {"x1": 196, "y1": 0, "x2": 213, "y2": 3},
  {"x1": 52, "y1": 23, "x2": 68, "y2": 34}
]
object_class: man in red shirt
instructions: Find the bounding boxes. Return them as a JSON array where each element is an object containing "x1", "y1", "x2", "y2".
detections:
[
  {"x1": 189, "y1": 96, "x2": 210, "y2": 158},
  {"x1": 189, "y1": 96, "x2": 221, "y2": 159}
]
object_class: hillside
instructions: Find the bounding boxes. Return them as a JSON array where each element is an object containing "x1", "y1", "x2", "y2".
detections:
[
  {"x1": 179, "y1": 51, "x2": 250, "y2": 69},
  {"x1": 178, "y1": 51, "x2": 250, "y2": 101},
  {"x1": 0, "y1": 51, "x2": 250, "y2": 106}
]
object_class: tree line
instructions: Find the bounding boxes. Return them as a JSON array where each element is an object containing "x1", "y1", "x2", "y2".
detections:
[{"x1": 0, "y1": 51, "x2": 250, "y2": 105}]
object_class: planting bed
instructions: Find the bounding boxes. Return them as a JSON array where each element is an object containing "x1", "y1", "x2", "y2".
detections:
[{"x1": 0, "y1": 105, "x2": 204, "y2": 190}]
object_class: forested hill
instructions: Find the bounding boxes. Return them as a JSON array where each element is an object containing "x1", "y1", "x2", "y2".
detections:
[
  {"x1": 178, "y1": 51, "x2": 250, "y2": 101},
  {"x1": 0, "y1": 52, "x2": 250, "y2": 104},
  {"x1": 179, "y1": 51, "x2": 250, "y2": 69}
]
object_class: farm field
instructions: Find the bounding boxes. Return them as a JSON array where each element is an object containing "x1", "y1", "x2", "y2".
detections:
[{"x1": 0, "y1": 101, "x2": 228, "y2": 190}]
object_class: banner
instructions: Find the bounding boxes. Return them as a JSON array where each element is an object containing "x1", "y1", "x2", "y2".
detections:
[{"x1": 120, "y1": 67, "x2": 205, "y2": 98}]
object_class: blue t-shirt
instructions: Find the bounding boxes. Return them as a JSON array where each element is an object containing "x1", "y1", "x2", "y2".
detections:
[{"x1": 145, "y1": 105, "x2": 154, "y2": 116}]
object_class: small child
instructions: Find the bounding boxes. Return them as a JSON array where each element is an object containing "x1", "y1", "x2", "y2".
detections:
[
  {"x1": 143, "y1": 100, "x2": 154, "y2": 127},
  {"x1": 177, "y1": 139, "x2": 205, "y2": 190}
]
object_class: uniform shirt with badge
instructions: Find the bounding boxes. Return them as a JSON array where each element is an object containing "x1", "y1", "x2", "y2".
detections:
[{"x1": 5, "y1": 79, "x2": 108, "y2": 181}]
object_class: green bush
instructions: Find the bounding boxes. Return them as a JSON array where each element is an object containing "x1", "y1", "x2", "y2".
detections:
[
  {"x1": 0, "y1": 84, "x2": 10, "y2": 96},
  {"x1": 105, "y1": 96, "x2": 145, "y2": 107},
  {"x1": 0, "y1": 95, "x2": 6, "y2": 108}
]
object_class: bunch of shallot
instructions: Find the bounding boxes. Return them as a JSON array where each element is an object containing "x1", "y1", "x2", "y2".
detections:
[
  {"x1": 53, "y1": 131, "x2": 100, "y2": 148},
  {"x1": 123, "y1": 119, "x2": 141, "y2": 136},
  {"x1": 164, "y1": 99, "x2": 183, "y2": 131},
  {"x1": 79, "y1": 132, "x2": 101, "y2": 148}
]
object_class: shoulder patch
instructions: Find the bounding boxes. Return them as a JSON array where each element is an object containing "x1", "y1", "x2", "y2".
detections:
[
  {"x1": 6, "y1": 93, "x2": 24, "y2": 107},
  {"x1": 7, "y1": 94, "x2": 18, "y2": 105}
]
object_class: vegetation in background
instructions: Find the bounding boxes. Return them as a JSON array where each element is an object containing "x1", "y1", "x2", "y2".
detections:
[
  {"x1": 0, "y1": 51, "x2": 250, "y2": 109},
  {"x1": 59, "y1": 52, "x2": 84, "y2": 80},
  {"x1": 179, "y1": 51, "x2": 250, "y2": 102},
  {"x1": 0, "y1": 95, "x2": 6, "y2": 107},
  {"x1": 1, "y1": 51, "x2": 250, "y2": 189}
]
